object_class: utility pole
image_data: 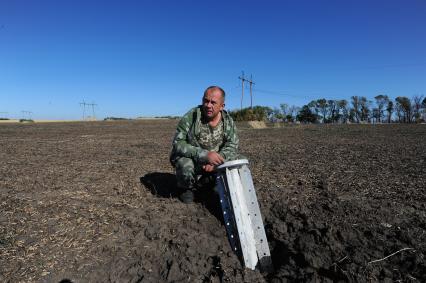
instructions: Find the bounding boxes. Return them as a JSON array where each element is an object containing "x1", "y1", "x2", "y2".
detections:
[
  {"x1": 247, "y1": 74, "x2": 255, "y2": 109},
  {"x1": 79, "y1": 101, "x2": 97, "y2": 120},
  {"x1": 88, "y1": 102, "x2": 97, "y2": 120},
  {"x1": 79, "y1": 101, "x2": 87, "y2": 120},
  {"x1": 238, "y1": 71, "x2": 246, "y2": 110}
]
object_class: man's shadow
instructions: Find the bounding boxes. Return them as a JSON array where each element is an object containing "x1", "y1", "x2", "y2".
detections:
[
  {"x1": 140, "y1": 172, "x2": 180, "y2": 198},
  {"x1": 140, "y1": 172, "x2": 223, "y2": 223}
]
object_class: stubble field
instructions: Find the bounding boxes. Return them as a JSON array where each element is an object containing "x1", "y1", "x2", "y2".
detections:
[{"x1": 0, "y1": 120, "x2": 425, "y2": 282}]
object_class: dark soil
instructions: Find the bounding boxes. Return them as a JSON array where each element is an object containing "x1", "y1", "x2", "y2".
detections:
[{"x1": 0, "y1": 121, "x2": 425, "y2": 282}]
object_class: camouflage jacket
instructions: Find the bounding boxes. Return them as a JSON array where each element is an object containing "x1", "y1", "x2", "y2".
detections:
[{"x1": 170, "y1": 106, "x2": 239, "y2": 166}]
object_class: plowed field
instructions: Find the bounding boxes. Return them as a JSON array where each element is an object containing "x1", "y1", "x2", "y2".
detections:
[{"x1": 1, "y1": 121, "x2": 425, "y2": 282}]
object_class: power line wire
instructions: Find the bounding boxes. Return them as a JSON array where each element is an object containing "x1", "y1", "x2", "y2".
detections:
[{"x1": 253, "y1": 88, "x2": 321, "y2": 99}]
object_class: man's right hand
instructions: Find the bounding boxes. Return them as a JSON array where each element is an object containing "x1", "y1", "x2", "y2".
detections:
[
  {"x1": 202, "y1": 164, "x2": 215, "y2": 172},
  {"x1": 207, "y1": 151, "x2": 224, "y2": 166}
]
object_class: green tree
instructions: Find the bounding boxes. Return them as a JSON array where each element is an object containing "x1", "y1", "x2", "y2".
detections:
[
  {"x1": 280, "y1": 103, "x2": 288, "y2": 117},
  {"x1": 386, "y1": 100, "x2": 394, "y2": 123},
  {"x1": 289, "y1": 105, "x2": 300, "y2": 122},
  {"x1": 327, "y1": 100, "x2": 339, "y2": 123},
  {"x1": 272, "y1": 107, "x2": 283, "y2": 121},
  {"x1": 351, "y1": 96, "x2": 361, "y2": 123},
  {"x1": 374, "y1": 94, "x2": 389, "y2": 123},
  {"x1": 316, "y1": 99, "x2": 328, "y2": 123},
  {"x1": 297, "y1": 105, "x2": 318, "y2": 123},
  {"x1": 395, "y1": 96, "x2": 412, "y2": 123},
  {"x1": 349, "y1": 108, "x2": 356, "y2": 123},
  {"x1": 359, "y1": 97, "x2": 371, "y2": 122},
  {"x1": 412, "y1": 95, "x2": 424, "y2": 122},
  {"x1": 307, "y1": 100, "x2": 319, "y2": 117},
  {"x1": 337, "y1": 99, "x2": 349, "y2": 123},
  {"x1": 372, "y1": 108, "x2": 380, "y2": 123}
]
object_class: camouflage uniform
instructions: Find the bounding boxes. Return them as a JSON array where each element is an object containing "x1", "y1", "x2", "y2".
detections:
[{"x1": 170, "y1": 106, "x2": 239, "y2": 190}]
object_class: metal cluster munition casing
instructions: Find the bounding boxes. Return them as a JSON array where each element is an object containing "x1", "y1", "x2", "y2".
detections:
[{"x1": 216, "y1": 159, "x2": 273, "y2": 272}]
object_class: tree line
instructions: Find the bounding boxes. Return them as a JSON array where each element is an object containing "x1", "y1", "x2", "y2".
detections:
[{"x1": 230, "y1": 95, "x2": 426, "y2": 123}]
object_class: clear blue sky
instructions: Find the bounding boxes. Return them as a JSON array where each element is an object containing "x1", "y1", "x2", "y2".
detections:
[{"x1": 1, "y1": 0, "x2": 425, "y2": 119}]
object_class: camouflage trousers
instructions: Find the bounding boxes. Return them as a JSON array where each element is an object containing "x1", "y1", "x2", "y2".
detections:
[
  {"x1": 175, "y1": 157, "x2": 210, "y2": 190},
  {"x1": 174, "y1": 155, "x2": 246, "y2": 190}
]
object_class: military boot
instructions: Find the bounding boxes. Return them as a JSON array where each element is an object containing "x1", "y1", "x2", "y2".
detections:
[{"x1": 179, "y1": 189, "x2": 194, "y2": 204}]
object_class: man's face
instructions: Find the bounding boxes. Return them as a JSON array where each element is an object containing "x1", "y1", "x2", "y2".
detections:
[{"x1": 202, "y1": 88, "x2": 225, "y2": 121}]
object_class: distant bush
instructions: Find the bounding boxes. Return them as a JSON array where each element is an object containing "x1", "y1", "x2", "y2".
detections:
[
  {"x1": 154, "y1": 116, "x2": 181, "y2": 119},
  {"x1": 104, "y1": 117, "x2": 129, "y2": 121},
  {"x1": 19, "y1": 119, "x2": 34, "y2": 123},
  {"x1": 229, "y1": 106, "x2": 272, "y2": 121},
  {"x1": 136, "y1": 116, "x2": 180, "y2": 119},
  {"x1": 0, "y1": 118, "x2": 10, "y2": 120}
]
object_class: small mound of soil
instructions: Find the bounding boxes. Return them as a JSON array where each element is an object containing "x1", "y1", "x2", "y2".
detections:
[{"x1": 248, "y1": 121, "x2": 267, "y2": 129}]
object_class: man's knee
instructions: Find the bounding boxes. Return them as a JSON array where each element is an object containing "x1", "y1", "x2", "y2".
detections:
[{"x1": 175, "y1": 157, "x2": 195, "y2": 172}]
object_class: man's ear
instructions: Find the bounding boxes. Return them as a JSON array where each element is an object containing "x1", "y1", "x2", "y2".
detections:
[{"x1": 221, "y1": 103, "x2": 225, "y2": 110}]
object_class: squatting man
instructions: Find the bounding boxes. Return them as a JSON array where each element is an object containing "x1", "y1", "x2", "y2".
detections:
[{"x1": 170, "y1": 86, "x2": 240, "y2": 203}]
